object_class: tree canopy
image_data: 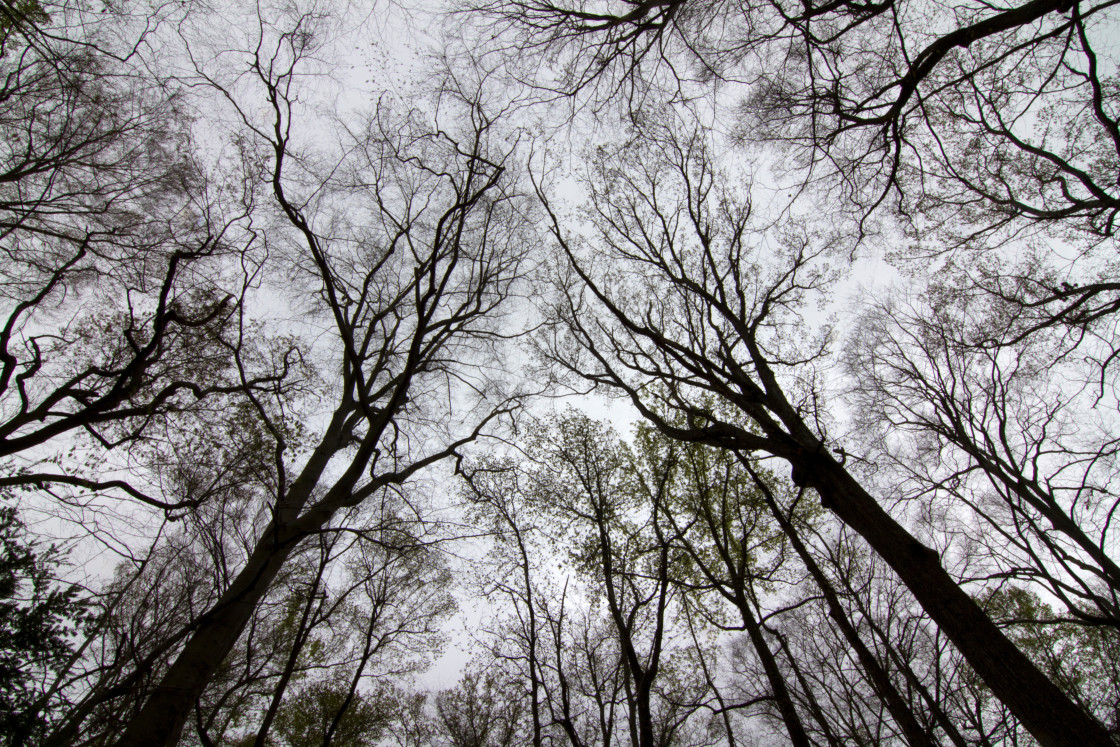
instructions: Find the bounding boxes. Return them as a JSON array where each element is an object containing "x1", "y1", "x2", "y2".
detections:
[{"x1": 1, "y1": 0, "x2": 1118, "y2": 744}]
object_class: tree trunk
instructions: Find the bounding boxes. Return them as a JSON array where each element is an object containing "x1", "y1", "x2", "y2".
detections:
[
  {"x1": 735, "y1": 593, "x2": 815, "y2": 747},
  {"x1": 113, "y1": 514, "x2": 316, "y2": 746},
  {"x1": 802, "y1": 449, "x2": 1112, "y2": 746},
  {"x1": 857, "y1": 595, "x2": 974, "y2": 747},
  {"x1": 769, "y1": 627, "x2": 845, "y2": 747},
  {"x1": 754, "y1": 479, "x2": 936, "y2": 747},
  {"x1": 635, "y1": 680, "x2": 656, "y2": 747}
]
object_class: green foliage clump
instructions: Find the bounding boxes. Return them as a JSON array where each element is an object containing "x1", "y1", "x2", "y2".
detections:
[{"x1": 0, "y1": 501, "x2": 88, "y2": 746}]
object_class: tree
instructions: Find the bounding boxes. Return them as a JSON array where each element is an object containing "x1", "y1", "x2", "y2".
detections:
[
  {"x1": 637, "y1": 419, "x2": 818, "y2": 747},
  {"x1": 107, "y1": 5, "x2": 532, "y2": 743},
  {"x1": 436, "y1": 668, "x2": 528, "y2": 747},
  {"x1": 0, "y1": 499, "x2": 88, "y2": 746},
  {"x1": 470, "y1": 0, "x2": 1120, "y2": 245},
  {"x1": 529, "y1": 414, "x2": 686, "y2": 747},
  {"x1": 34, "y1": 393, "x2": 313, "y2": 747},
  {"x1": 466, "y1": 413, "x2": 725, "y2": 747},
  {"x1": 463, "y1": 13, "x2": 1120, "y2": 736},
  {"x1": 628, "y1": 406, "x2": 946, "y2": 747},
  {"x1": 768, "y1": 524, "x2": 985, "y2": 746},
  {"x1": 533, "y1": 123, "x2": 1113, "y2": 743},
  {"x1": 385, "y1": 691, "x2": 438, "y2": 747},
  {"x1": 462, "y1": 458, "x2": 547, "y2": 747},
  {"x1": 981, "y1": 586, "x2": 1120, "y2": 737},
  {"x1": 466, "y1": 15, "x2": 1120, "y2": 735},
  {"x1": 747, "y1": 473, "x2": 938, "y2": 747},
  {"x1": 0, "y1": 9, "x2": 287, "y2": 729},
  {"x1": 11, "y1": 0, "x2": 1120, "y2": 744},
  {"x1": 0, "y1": 2, "x2": 529, "y2": 743},
  {"x1": 845, "y1": 292, "x2": 1120, "y2": 628}
]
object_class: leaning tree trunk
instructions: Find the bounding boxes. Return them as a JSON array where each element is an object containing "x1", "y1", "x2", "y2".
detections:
[
  {"x1": 851, "y1": 579, "x2": 975, "y2": 747},
  {"x1": 752, "y1": 477, "x2": 936, "y2": 747},
  {"x1": 114, "y1": 510, "x2": 321, "y2": 746},
  {"x1": 733, "y1": 591, "x2": 815, "y2": 747},
  {"x1": 113, "y1": 419, "x2": 358, "y2": 746},
  {"x1": 796, "y1": 448, "x2": 1112, "y2": 746}
]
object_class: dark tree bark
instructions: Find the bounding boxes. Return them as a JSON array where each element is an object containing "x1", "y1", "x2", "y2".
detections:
[
  {"x1": 788, "y1": 445, "x2": 1108, "y2": 745},
  {"x1": 547, "y1": 415, "x2": 674, "y2": 747},
  {"x1": 747, "y1": 469, "x2": 937, "y2": 747},
  {"x1": 251, "y1": 538, "x2": 330, "y2": 747},
  {"x1": 847, "y1": 296, "x2": 1120, "y2": 628},
  {"x1": 767, "y1": 626, "x2": 846, "y2": 747},
  {"x1": 736, "y1": 595, "x2": 814, "y2": 747},
  {"x1": 534, "y1": 129, "x2": 1113, "y2": 745},
  {"x1": 108, "y1": 14, "x2": 527, "y2": 741},
  {"x1": 833, "y1": 555, "x2": 975, "y2": 747}
]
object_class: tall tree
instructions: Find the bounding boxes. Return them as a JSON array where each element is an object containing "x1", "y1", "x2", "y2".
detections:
[
  {"x1": 533, "y1": 125, "x2": 1113, "y2": 743},
  {"x1": 463, "y1": 458, "x2": 547, "y2": 747},
  {"x1": 846, "y1": 292, "x2": 1120, "y2": 628},
  {"x1": 638, "y1": 421, "x2": 817, "y2": 747},
  {"x1": 467, "y1": 413, "x2": 724, "y2": 747},
  {"x1": 529, "y1": 414, "x2": 683, "y2": 747},
  {"x1": 436, "y1": 668, "x2": 528, "y2": 747},
  {"x1": 105, "y1": 6, "x2": 533, "y2": 743}
]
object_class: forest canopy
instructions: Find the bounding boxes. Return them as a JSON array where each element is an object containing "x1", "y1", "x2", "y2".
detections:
[{"x1": 0, "y1": 0, "x2": 1118, "y2": 744}]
